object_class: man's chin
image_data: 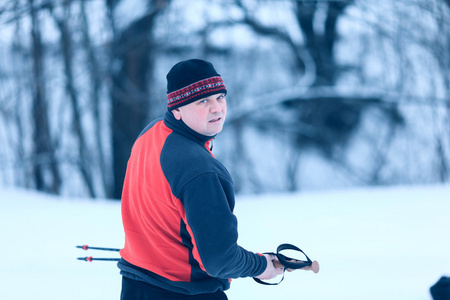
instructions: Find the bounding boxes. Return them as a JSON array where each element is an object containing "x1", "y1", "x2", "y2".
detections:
[{"x1": 206, "y1": 126, "x2": 223, "y2": 136}]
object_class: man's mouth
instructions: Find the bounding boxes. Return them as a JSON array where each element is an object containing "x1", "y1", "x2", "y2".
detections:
[{"x1": 209, "y1": 117, "x2": 221, "y2": 123}]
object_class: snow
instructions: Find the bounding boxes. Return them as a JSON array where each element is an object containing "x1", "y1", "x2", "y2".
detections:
[{"x1": 1, "y1": 184, "x2": 449, "y2": 300}]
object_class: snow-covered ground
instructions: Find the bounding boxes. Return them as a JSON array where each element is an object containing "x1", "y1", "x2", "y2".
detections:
[{"x1": 1, "y1": 184, "x2": 449, "y2": 300}]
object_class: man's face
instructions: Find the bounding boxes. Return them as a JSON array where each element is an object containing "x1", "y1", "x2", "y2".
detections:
[{"x1": 172, "y1": 93, "x2": 227, "y2": 137}]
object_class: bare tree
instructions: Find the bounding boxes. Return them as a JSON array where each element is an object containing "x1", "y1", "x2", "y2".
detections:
[
  {"x1": 50, "y1": 2, "x2": 97, "y2": 197},
  {"x1": 79, "y1": 0, "x2": 112, "y2": 196},
  {"x1": 433, "y1": 0, "x2": 450, "y2": 182},
  {"x1": 219, "y1": 0, "x2": 403, "y2": 190},
  {"x1": 0, "y1": 0, "x2": 448, "y2": 197},
  {"x1": 28, "y1": 0, "x2": 61, "y2": 194},
  {"x1": 6, "y1": 1, "x2": 28, "y2": 188},
  {"x1": 109, "y1": 0, "x2": 171, "y2": 199},
  {"x1": 294, "y1": 1, "x2": 352, "y2": 86}
]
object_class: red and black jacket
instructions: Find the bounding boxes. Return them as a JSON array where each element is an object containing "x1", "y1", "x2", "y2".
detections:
[{"x1": 118, "y1": 110, "x2": 266, "y2": 295}]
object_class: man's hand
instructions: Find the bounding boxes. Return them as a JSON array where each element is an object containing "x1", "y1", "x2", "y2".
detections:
[{"x1": 255, "y1": 254, "x2": 285, "y2": 280}]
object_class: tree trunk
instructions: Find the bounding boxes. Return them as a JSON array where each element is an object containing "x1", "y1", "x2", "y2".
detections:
[
  {"x1": 110, "y1": 0, "x2": 169, "y2": 199},
  {"x1": 80, "y1": 0, "x2": 111, "y2": 197},
  {"x1": 28, "y1": 0, "x2": 61, "y2": 194},
  {"x1": 52, "y1": 3, "x2": 96, "y2": 197},
  {"x1": 295, "y1": 1, "x2": 352, "y2": 86}
]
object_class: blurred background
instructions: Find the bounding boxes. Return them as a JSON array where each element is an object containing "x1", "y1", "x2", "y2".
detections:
[{"x1": 0, "y1": 0, "x2": 449, "y2": 199}]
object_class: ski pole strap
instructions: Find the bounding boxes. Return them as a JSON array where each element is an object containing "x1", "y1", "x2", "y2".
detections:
[
  {"x1": 275, "y1": 243, "x2": 313, "y2": 270},
  {"x1": 253, "y1": 243, "x2": 313, "y2": 285}
]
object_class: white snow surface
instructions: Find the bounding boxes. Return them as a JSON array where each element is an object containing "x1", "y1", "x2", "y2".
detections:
[{"x1": 1, "y1": 184, "x2": 449, "y2": 300}]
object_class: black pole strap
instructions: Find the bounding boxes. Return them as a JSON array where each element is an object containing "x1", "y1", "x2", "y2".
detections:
[
  {"x1": 276, "y1": 243, "x2": 313, "y2": 270},
  {"x1": 253, "y1": 243, "x2": 314, "y2": 285}
]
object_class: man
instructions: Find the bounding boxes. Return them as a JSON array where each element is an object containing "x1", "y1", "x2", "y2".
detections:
[{"x1": 118, "y1": 59, "x2": 283, "y2": 299}]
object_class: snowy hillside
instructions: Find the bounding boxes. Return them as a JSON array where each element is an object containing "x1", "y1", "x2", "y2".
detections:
[{"x1": 1, "y1": 184, "x2": 449, "y2": 300}]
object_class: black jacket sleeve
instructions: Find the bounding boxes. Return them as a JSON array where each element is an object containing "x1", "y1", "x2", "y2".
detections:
[{"x1": 179, "y1": 172, "x2": 267, "y2": 279}]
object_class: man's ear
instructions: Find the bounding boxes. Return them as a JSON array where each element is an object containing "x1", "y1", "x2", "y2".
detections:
[{"x1": 172, "y1": 108, "x2": 182, "y2": 120}]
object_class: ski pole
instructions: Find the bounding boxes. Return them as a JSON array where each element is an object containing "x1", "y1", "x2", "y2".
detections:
[
  {"x1": 76, "y1": 245, "x2": 120, "y2": 252},
  {"x1": 76, "y1": 245, "x2": 121, "y2": 262},
  {"x1": 77, "y1": 256, "x2": 120, "y2": 262}
]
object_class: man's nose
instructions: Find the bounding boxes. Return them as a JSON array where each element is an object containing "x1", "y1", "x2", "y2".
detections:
[{"x1": 210, "y1": 99, "x2": 222, "y2": 113}]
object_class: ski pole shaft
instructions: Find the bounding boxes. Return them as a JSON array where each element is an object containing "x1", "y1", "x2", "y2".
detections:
[
  {"x1": 77, "y1": 256, "x2": 120, "y2": 262},
  {"x1": 76, "y1": 245, "x2": 120, "y2": 252}
]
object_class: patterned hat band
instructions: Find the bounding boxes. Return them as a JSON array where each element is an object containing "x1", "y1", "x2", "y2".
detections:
[{"x1": 167, "y1": 76, "x2": 227, "y2": 110}]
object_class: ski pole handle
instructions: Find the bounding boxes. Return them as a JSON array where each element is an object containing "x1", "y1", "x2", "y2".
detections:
[{"x1": 273, "y1": 259, "x2": 320, "y2": 273}]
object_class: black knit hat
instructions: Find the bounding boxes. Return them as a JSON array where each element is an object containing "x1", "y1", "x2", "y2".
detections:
[{"x1": 166, "y1": 59, "x2": 227, "y2": 110}]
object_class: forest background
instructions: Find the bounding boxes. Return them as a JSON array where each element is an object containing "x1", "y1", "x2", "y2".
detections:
[{"x1": 0, "y1": 0, "x2": 449, "y2": 199}]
